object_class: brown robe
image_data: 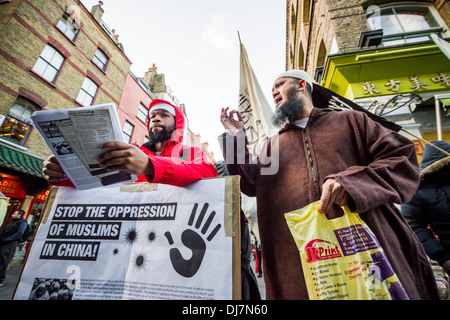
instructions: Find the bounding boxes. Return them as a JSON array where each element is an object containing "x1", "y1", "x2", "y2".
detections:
[{"x1": 219, "y1": 107, "x2": 439, "y2": 300}]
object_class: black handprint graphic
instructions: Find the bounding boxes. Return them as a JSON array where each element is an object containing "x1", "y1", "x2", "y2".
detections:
[{"x1": 164, "y1": 203, "x2": 221, "y2": 278}]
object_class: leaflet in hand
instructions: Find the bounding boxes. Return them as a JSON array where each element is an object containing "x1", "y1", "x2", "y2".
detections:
[{"x1": 31, "y1": 103, "x2": 135, "y2": 190}]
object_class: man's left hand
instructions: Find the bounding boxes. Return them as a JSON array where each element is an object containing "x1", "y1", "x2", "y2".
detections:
[{"x1": 319, "y1": 178, "x2": 350, "y2": 214}]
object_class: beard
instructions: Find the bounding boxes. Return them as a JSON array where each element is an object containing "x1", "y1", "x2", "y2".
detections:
[
  {"x1": 272, "y1": 95, "x2": 305, "y2": 127},
  {"x1": 145, "y1": 125, "x2": 174, "y2": 152}
]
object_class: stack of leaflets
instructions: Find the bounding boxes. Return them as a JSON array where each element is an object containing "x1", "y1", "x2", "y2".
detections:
[{"x1": 31, "y1": 103, "x2": 135, "y2": 190}]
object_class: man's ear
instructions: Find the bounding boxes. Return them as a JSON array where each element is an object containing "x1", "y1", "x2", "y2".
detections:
[{"x1": 296, "y1": 79, "x2": 307, "y2": 92}]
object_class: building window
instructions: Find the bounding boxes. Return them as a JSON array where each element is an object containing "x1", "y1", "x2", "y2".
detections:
[
  {"x1": 367, "y1": 3, "x2": 446, "y2": 46},
  {"x1": 0, "y1": 97, "x2": 38, "y2": 145},
  {"x1": 122, "y1": 121, "x2": 134, "y2": 143},
  {"x1": 56, "y1": 12, "x2": 80, "y2": 41},
  {"x1": 92, "y1": 48, "x2": 109, "y2": 71},
  {"x1": 76, "y1": 77, "x2": 98, "y2": 106},
  {"x1": 137, "y1": 103, "x2": 148, "y2": 124},
  {"x1": 31, "y1": 45, "x2": 65, "y2": 84}
]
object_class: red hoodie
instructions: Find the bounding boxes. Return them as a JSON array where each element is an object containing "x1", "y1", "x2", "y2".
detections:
[
  {"x1": 136, "y1": 99, "x2": 217, "y2": 186},
  {"x1": 56, "y1": 99, "x2": 217, "y2": 188}
]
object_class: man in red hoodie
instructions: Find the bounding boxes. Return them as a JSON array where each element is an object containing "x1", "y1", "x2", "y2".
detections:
[{"x1": 42, "y1": 99, "x2": 217, "y2": 187}]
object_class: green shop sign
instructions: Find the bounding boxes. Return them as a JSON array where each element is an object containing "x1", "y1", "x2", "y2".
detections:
[{"x1": 322, "y1": 42, "x2": 450, "y2": 100}]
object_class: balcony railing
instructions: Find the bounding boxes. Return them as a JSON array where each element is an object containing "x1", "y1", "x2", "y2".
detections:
[{"x1": 381, "y1": 27, "x2": 444, "y2": 46}]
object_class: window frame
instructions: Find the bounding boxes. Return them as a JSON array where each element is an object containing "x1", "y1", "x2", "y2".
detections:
[
  {"x1": 31, "y1": 44, "x2": 66, "y2": 84},
  {"x1": 56, "y1": 12, "x2": 81, "y2": 42},
  {"x1": 76, "y1": 77, "x2": 99, "y2": 107},
  {"x1": 122, "y1": 120, "x2": 135, "y2": 144},
  {"x1": 137, "y1": 102, "x2": 149, "y2": 124},
  {"x1": 0, "y1": 97, "x2": 39, "y2": 146},
  {"x1": 366, "y1": 2, "x2": 447, "y2": 46},
  {"x1": 92, "y1": 48, "x2": 109, "y2": 72}
]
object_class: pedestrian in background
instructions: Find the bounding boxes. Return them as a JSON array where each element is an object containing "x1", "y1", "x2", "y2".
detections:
[
  {"x1": 0, "y1": 209, "x2": 28, "y2": 286},
  {"x1": 402, "y1": 141, "x2": 450, "y2": 275}
]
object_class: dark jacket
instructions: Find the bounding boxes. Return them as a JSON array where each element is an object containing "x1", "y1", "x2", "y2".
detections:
[
  {"x1": 402, "y1": 141, "x2": 450, "y2": 266},
  {"x1": 0, "y1": 217, "x2": 27, "y2": 244}
]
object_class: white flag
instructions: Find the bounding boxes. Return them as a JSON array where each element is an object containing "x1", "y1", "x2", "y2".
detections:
[
  {"x1": 431, "y1": 33, "x2": 450, "y2": 60},
  {"x1": 238, "y1": 41, "x2": 277, "y2": 243},
  {"x1": 238, "y1": 42, "x2": 277, "y2": 155}
]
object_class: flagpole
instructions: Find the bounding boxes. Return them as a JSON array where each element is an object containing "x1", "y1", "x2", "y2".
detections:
[{"x1": 401, "y1": 128, "x2": 450, "y2": 156}]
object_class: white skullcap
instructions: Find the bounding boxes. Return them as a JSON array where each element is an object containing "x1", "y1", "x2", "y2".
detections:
[
  {"x1": 275, "y1": 69, "x2": 313, "y2": 91},
  {"x1": 149, "y1": 102, "x2": 176, "y2": 117}
]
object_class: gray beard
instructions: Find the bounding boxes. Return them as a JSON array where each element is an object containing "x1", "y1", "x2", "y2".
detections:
[{"x1": 272, "y1": 96, "x2": 304, "y2": 127}]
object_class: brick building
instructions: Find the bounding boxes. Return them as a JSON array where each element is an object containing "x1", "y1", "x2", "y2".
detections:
[
  {"x1": 286, "y1": 0, "x2": 450, "y2": 160},
  {"x1": 117, "y1": 70, "x2": 156, "y2": 147},
  {"x1": 0, "y1": 0, "x2": 131, "y2": 228},
  {"x1": 286, "y1": 0, "x2": 449, "y2": 73}
]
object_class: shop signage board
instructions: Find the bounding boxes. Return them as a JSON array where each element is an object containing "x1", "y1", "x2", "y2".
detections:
[
  {"x1": 358, "y1": 72, "x2": 450, "y2": 97},
  {"x1": 0, "y1": 178, "x2": 26, "y2": 199},
  {"x1": 13, "y1": 177, "x2": 241, "y2": 300},
  {"x1": 321, "y1": 42, "x2": 450, "y2": 100}
]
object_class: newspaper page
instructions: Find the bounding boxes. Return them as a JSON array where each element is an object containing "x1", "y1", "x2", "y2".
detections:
[
  {"x1": 31, "y1": 103, "x2": 135, "y2": 190},
  {"x1": 13, "y1": 178, "x2": 236, "y2": 300},
  {"x1": 56, "y1": 120, "x2": 90, "y2": 169},
  {"x1": 69, "y1": 108, "x2": 115, "y2": 173}
]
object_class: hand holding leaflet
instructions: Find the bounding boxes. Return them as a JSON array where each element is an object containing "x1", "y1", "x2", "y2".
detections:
[{"x1": 31, "y1": 103, "x2": 135, "y2": 190}]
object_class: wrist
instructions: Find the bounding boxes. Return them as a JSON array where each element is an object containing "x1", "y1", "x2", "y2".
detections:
[
  {"x1": 144, "y1": 158, "x2": 155, "y2": 179},
  {"x1": 231, "y1": 128, "x2": 245, "y2": 136}
]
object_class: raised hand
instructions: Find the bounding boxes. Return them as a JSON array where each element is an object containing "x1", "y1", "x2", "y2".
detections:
[{"x1": 220, "y1": 107, "x2": 244, "y2": 135}]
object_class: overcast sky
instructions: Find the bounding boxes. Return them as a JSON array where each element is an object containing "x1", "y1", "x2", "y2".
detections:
[{"x1": 80, "y1": 0, "x2": 286, "y2": 160}]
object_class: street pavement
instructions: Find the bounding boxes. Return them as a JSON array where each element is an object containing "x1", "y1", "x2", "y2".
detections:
[
  {"x1": 0, "y1": 243, "x2": 26, "y2": 300},
  {"x1": 250, "y1": 258, "x2": 266, "y2": 300},
  {"x1": 0, "y1": 262, "x2": 22, "y2": 300}
]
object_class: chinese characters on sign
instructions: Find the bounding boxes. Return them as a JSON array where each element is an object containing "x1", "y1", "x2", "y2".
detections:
[
  {"x1": 362, "y1": 73, "x2": 450, "y2": 95},
  {"x1": 385, "y1": 79, "x2": 400, "y2": 92},
  {"x1": 409, "y1": 76, "x2": 428, "y2": 91},
  {"x1": 363, "y1": 81, "x2": 381, "y2": 95},
  {"x1": 431, "y1": 73, "x2": 450, "y2": 87}
]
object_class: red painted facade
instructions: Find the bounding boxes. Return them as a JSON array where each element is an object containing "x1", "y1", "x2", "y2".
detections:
[{"x1": 117, "y1": 73, "x2": 153, "y2": 146}]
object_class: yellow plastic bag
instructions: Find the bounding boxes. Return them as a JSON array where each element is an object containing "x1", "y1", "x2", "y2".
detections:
[{"x1": 285, "y1": 201, "x2": 409, "y2": 300}]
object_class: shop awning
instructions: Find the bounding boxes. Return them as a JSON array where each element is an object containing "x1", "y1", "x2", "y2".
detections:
[
  {"x1": 0, "y1": 142, "x2": 45, "y2": 178},
  {"x1": 321, "y1": 41, "x2": 450, "y2": 100}
]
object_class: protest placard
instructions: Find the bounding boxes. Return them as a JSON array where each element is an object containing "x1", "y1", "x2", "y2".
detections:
[{"x1": 13, "y1": 177, "x2": 240, "y2": 300}]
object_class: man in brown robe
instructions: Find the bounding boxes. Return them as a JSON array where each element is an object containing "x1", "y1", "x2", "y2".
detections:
[{"x1": 219, "y1": 70, "x2": 439, "y2": 300}]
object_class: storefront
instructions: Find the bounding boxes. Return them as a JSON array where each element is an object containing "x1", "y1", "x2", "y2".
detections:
[
  {"x1": 0, "y1": 140, "x2": 49, "y2": 231},
  {"x1": 321, "y1": 40, "x2": 450, "y2": 164}
]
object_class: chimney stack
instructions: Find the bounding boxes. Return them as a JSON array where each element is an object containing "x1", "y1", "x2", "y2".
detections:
[{"x1": 91, "y1": 1, "x2": 104, "y2": 23}]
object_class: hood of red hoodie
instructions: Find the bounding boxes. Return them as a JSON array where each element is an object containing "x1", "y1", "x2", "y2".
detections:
[{"x1": 147, "y1": 99, "x2": 185, "y2": 143}]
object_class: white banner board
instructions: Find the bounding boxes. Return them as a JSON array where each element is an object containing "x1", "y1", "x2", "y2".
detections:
[{"x1": 13, "y1": 177, "x2": 240, "y2": 300}]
